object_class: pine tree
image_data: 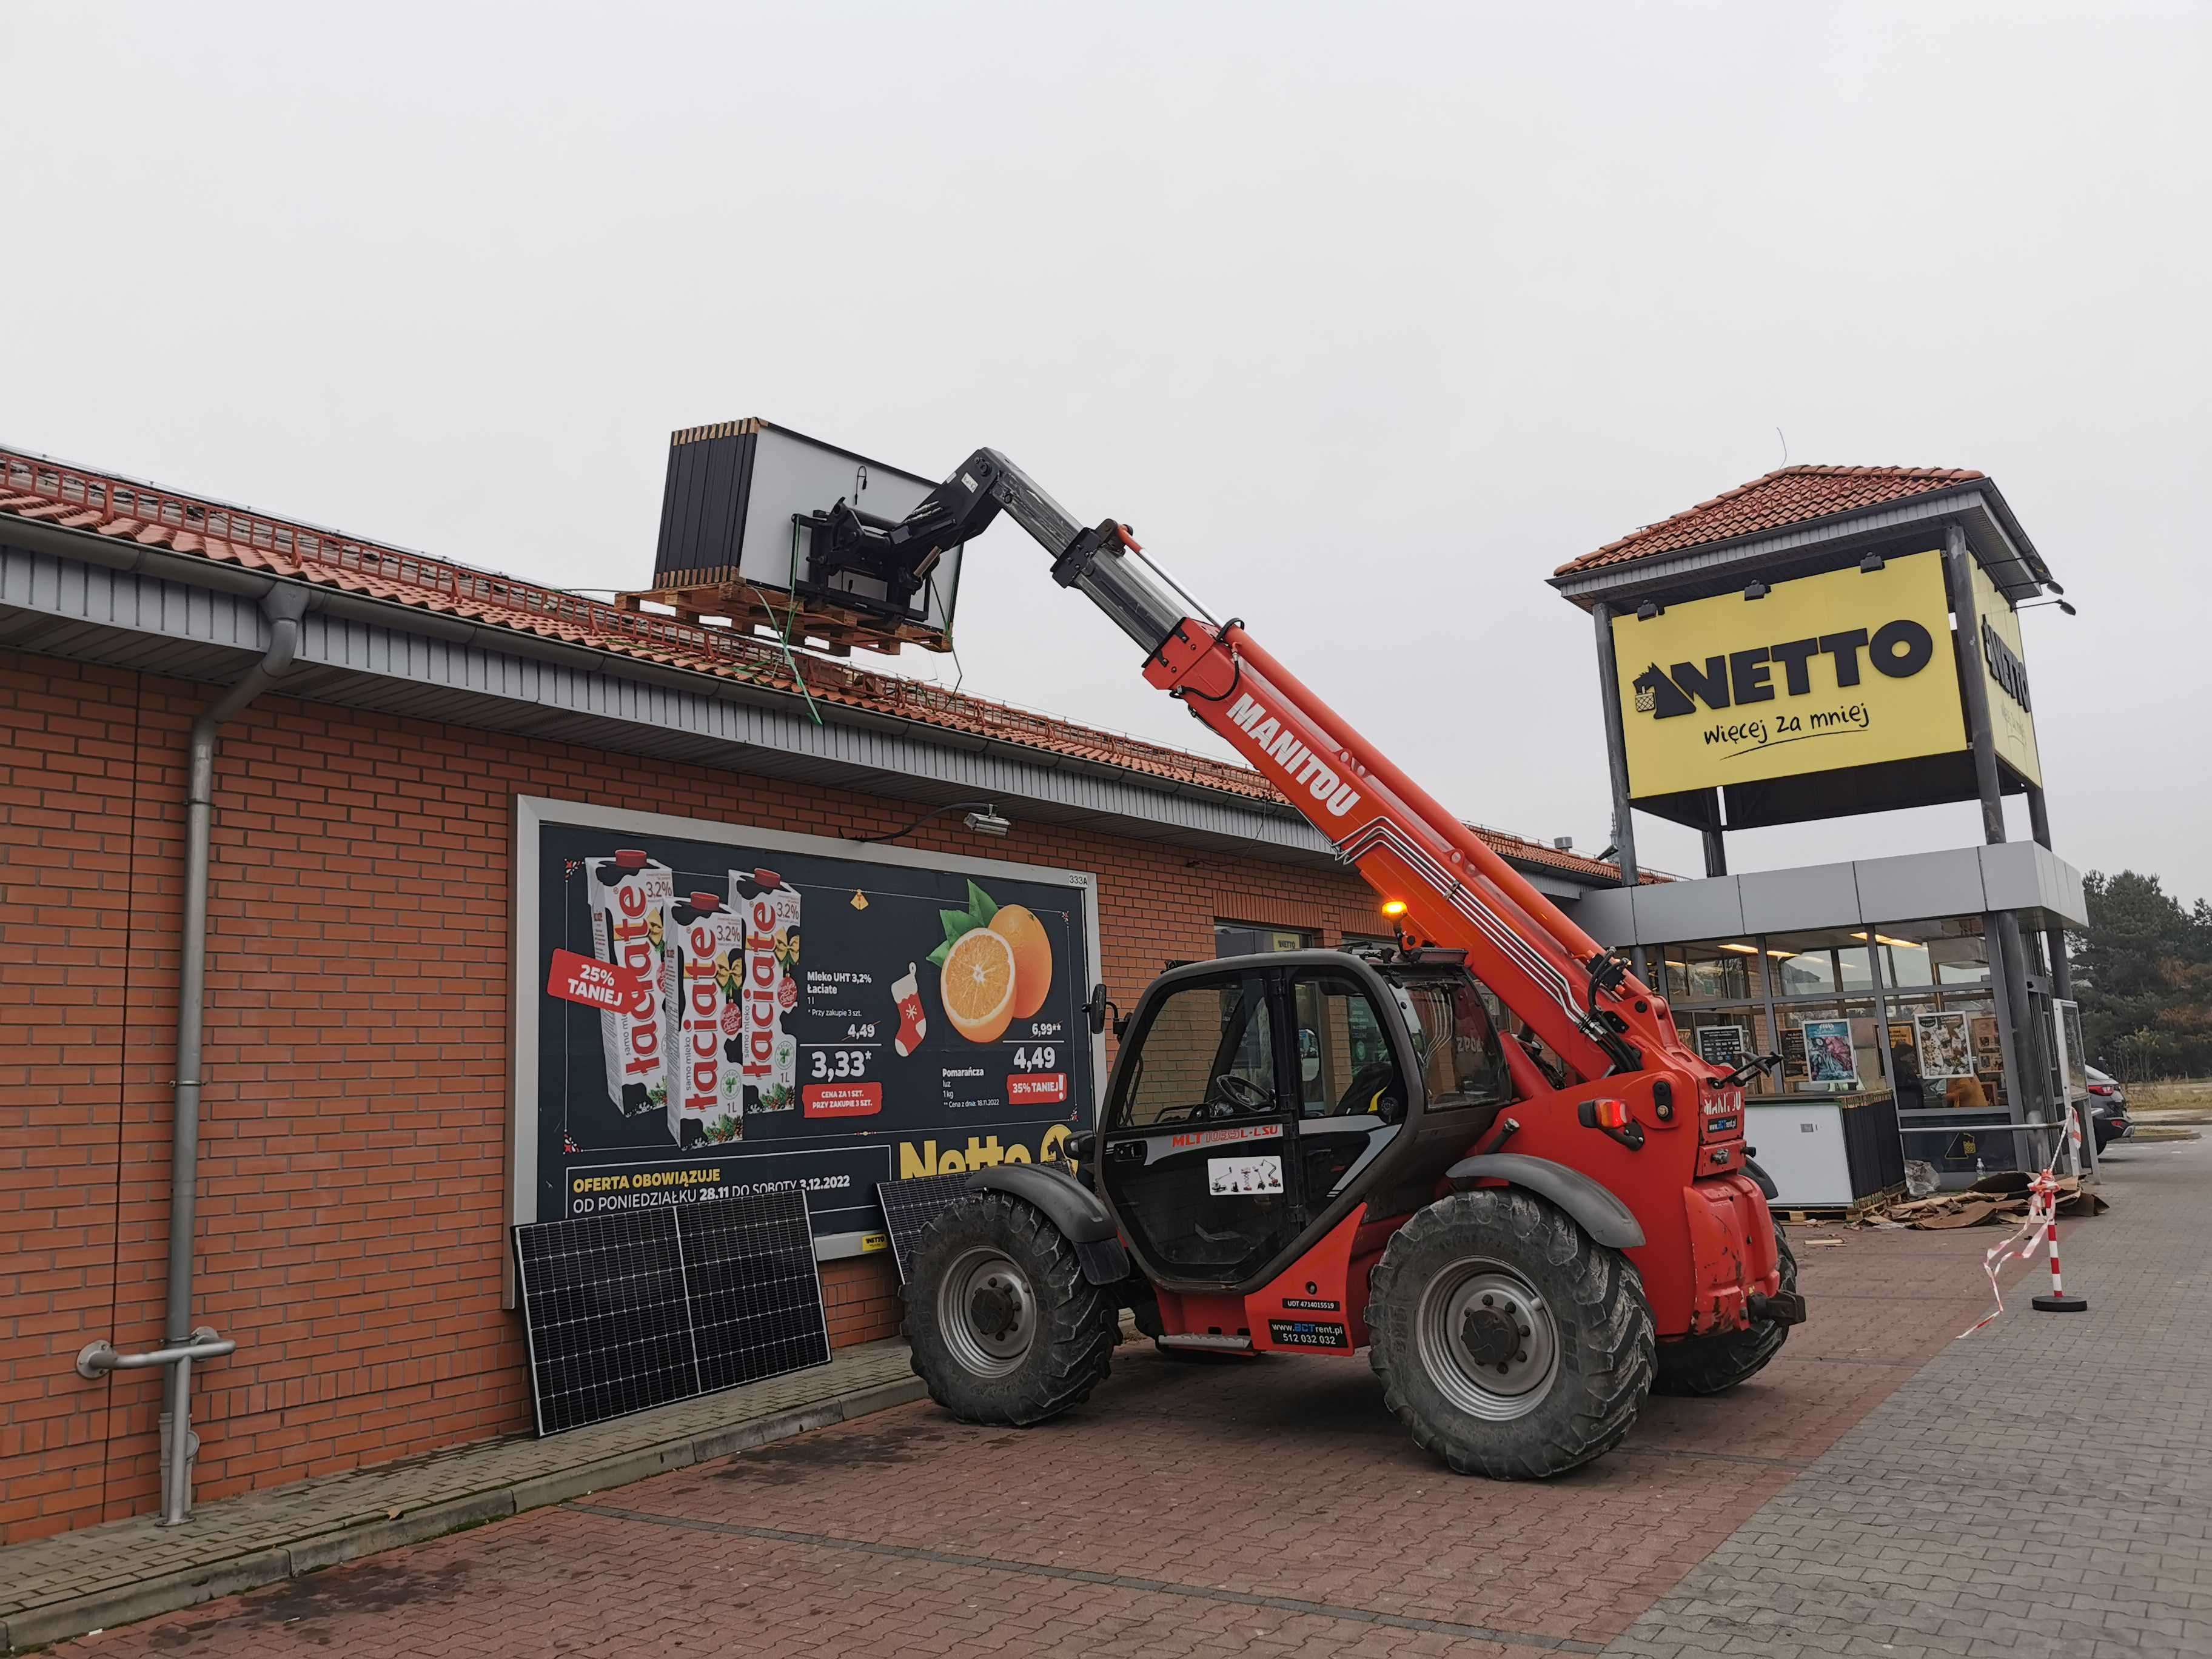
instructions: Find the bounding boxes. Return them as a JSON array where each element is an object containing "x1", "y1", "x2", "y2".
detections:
[{"x1": 2070, "y1": 871, "x2": 2212, "y2": 1080}]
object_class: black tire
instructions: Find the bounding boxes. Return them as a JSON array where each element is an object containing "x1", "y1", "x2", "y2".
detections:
[
  {"x1": 1367, "y1": 1190, "x2": 1654, "y2": 1480},
  {"x1": 902, "y1": 1192, "x2": 1114, "y2": 1426},
  {"x1": 1652, "y1": 1221, "x2": 1797, "y2": 1396}
]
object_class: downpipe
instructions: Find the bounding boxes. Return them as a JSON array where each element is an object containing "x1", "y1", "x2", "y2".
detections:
[{"x1": 156, "y1": 588, "x2": 307, "y2": 1524}]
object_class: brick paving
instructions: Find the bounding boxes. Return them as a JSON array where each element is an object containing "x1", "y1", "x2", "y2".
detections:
[
  {"x1": 1602, "y1": 1133, "x2": 2212, "y2": 1659},
  {"x1": 0, "y1": 1339, "x2": 919, "y2": 1649},
  {"x1": 28, "y1": 1165, "x2": 2179, "y2": 1658}
]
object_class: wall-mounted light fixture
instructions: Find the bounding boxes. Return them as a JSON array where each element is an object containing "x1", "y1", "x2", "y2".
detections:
[
  {"x1": 1743, "y1": 580, "x2": 1769, "y2": 600},
  {"x1": 1859, "y1": 552, "x2": 1886, "y2": 573},
  {"x1": 1635, "y1": 600, "x2": 1663, "y2": 621}
]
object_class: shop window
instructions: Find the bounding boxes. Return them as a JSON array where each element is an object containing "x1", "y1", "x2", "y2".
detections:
[
  {"x1": 1865, "y1": 918, "x2": 1991, "y2": 990},
  {"x1": 1215, "y1": 922, "x2": 1313, "y2": 959},
  {"x1": 1886, "y1": 993, "x2": 2003, "y2": 1113},
  {"x1": 1675, "y1": 1007, "x2": 1779, "y2": 1096},
  {"x1": 1663, "y1": 939, "x2": 1764, "y2": 1004},
  {"x1": 1779, "y1": 1000, "x2": 1885, "y2": 1094},
  {"x1": 1768, "y1": 930, "x2": 1874, "y2": 996}
]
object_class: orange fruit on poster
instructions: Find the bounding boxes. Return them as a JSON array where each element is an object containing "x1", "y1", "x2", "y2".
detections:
[
  {"x1": 989, "y1": 904, "x2": 1053, "y2": 1021},
  {"x1": 941, "y1": 927, "x2": 1016, "y2": 1044}
]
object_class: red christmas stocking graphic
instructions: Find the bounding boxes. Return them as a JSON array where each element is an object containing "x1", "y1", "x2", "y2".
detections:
[{"x1": 892, "y1": 963, "x2": 928, "y2": 1056}]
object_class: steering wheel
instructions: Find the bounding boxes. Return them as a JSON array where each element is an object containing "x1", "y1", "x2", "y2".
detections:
[{"x1": 1206, "y1": 1073, "x2": 1273, "y2": 1117}]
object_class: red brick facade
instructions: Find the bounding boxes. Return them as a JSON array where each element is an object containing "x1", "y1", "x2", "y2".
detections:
[{"x1": 0, "y1": 649, "x2": 1384, "y2": 1543}]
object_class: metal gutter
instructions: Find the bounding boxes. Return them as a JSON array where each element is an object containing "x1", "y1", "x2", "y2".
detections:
[
  {"x1": 156, "y1": 585, "x2": 306, "y2": 1525},
  {"x1": 1, "y1": 512, "x2": 1307, "y2": 827}
]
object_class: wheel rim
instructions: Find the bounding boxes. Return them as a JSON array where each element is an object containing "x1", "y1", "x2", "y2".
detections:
[
  {"x1": 1413, "y1": 1258, "x2": 1561, "y2": 1421},
  {"x1": 936, "y1": 1245, "x2": 1038, "y2": 1378}
]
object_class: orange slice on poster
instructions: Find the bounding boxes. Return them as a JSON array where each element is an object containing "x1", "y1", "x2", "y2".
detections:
[{"x1": 941, "y1": 927, "x2": 1016, "y2": 1044}]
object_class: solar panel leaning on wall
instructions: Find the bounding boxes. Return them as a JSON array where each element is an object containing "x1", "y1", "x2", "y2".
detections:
[
  {"x1": 512, "y1": 1190, "x2": 831, "y2": 1435},
  {"x1": 875, "y1": 1171, "x2": 980, "y2": 1284}
]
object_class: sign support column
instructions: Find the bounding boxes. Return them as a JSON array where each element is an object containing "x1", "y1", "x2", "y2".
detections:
[
  {"x1": 1590, "y1": 600, "x2": 1646, "y2": 979},
  {"x1": 1945, "y1": 526, "x2": 2044, "y2": 1138}
]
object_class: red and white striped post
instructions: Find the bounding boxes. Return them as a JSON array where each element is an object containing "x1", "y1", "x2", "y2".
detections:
[{"x1": 2031, "y1": 1182, "x2": 2087, "y2": 1313}]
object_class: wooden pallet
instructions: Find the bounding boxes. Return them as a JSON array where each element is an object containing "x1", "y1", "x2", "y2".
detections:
[{"x1": 614, "y1": 580, "x2": 950, "y2": 657}]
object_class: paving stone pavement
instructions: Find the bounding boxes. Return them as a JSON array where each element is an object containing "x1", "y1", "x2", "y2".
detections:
[
  {"x1": 17, "y1": 1141, "x2": 2201, "y2": 1657},
  {"x1": 0, "y1": 1338, "x2": 920, "y2": 1649},
  {"x1": 1602, "y1": 1133, "x2": 2212, "y2": 1659}
]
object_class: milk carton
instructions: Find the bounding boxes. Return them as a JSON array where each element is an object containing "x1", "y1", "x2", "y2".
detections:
[
  {"x1": 586, "y1": 850, "x2": 672, "y2": 1119},
  {"x1": 734, "y1": 868, "x2": 801, "y2": 1113},
  {"x1": 667, "y1": 891, "x2": 746, "y2": 1147}
]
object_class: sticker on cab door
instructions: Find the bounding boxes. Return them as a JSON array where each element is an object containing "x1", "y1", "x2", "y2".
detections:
[{"x1": 1207, "y1": 1155, "x2": 1283, "y2": 1196}]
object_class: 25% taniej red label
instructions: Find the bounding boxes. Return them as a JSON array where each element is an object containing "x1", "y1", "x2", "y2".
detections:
[{"x1": 545, "y1": 948, "x2": 648, "y2": 1012}]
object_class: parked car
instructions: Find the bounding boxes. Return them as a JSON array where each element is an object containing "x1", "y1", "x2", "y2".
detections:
[{"x1": 2085, "y1": 1065, "x2": 2131, "y2": 1151}]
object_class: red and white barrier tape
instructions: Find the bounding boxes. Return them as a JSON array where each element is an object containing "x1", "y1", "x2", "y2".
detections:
[{"x1": 1959, "y1": 1117, "x2": 2082, "y2": 1338}]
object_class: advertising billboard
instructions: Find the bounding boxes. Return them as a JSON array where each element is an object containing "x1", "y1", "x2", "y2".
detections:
[
  {"x1": 511, "y1": 798, "x2": 1103, "y2": 1258},
  {"x1": 1612, "y1": 551, "x2": 1966, "y2": 801}
]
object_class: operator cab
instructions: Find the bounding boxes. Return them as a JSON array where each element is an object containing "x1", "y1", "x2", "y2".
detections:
[{"x1": 1096, "y1": 948, "x2": 1515, "y2": 1292}]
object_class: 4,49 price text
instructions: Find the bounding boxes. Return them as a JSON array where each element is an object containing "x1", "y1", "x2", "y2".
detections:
[
  {"x1": 1011, "y1": 1046, "x2": 1058, "y2": 1071},
  {"x1": 808, "y1": 1048, "x2": 871, "y2": 1081}
]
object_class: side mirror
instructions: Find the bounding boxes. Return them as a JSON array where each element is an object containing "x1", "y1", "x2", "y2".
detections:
[
  {"x1": 1066, "y1": 1131, "x2": 1096, "y2": 1164},
  {"x1": 1086, "y1": 982, "x2": 1122, "y2": 1037}
]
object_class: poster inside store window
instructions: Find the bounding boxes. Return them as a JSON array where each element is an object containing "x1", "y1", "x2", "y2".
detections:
[
  {"x1": 1914, "y1": 1010, "x2": 1977, "y2": 1081},
  {"x1": 1798, "y1": 1018, "x2": 1858, "y2": 1088},
  {"x1": 1692, "y1": 1024, "x2": 1749, "y2": 1071},
  {"x1": 517, "y1": 800, "x2": 1099, "y2": 1242}
]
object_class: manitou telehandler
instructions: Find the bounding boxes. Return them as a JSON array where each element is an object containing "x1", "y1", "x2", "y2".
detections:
[{"x1": 866, "y1": 450, "x2": 1803, "y2": 1478}]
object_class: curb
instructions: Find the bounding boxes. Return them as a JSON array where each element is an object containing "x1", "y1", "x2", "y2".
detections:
[{"x1": 2, "y1": 1375, "x2": 927, "y2": 1652}]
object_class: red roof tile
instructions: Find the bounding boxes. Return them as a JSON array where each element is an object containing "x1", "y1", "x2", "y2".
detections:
[
  {"x1": 1557, "y1": 464, "x2": 1984, "y2": 577},
  {"x1": 0, "y1": 447, "x2": 1654, "y2": 886}
]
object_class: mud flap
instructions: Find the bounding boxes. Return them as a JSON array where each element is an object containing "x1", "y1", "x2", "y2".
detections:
[{"x1": 1681, "y1": 1176, "x2": 1779, "y2": 1335}]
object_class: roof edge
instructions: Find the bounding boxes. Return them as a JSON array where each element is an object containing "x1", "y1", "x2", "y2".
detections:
[{"x1": 1548, "y1": 479, "x2": 2012, "y2": 609}]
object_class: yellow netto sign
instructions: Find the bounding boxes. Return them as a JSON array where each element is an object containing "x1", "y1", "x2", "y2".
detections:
[
  {"x1": 1614, "y1": 551, "x2": 1966, "y2": 799},
  {"x1": 1972, "y1": 560, "x2": 2042, "y2": 786}
]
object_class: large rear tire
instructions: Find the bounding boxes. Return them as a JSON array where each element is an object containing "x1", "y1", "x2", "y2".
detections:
[
  {"x1": 903, "y1": 1192, "x2": 1114, "y2": 1426},
  {"x1": 1367, "y1": 1189, "x2": 1654, "y2": 1479},
  {"x1": 1652, "y1": 1221, "x2": 1797, "y2": 1396}
]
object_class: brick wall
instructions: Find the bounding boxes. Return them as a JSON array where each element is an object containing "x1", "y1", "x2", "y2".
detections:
[{"x1": 0, "y1": 649, "x2": 1382, "y2": 1543}]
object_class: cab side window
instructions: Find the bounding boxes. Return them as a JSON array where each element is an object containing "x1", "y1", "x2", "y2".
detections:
[
  {"x1": 1114, "y1": 972, "x2": 1280, "y2": 1129},
  {"x1": 1403, "y1": 978, "x2": 1515, "y2": 1107},
  {"x1": 1289, "y1": 971, "x2": 1407, "y2": 1124}
]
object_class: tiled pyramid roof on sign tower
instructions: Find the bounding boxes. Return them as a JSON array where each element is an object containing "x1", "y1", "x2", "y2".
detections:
[{"x1": 1558, "y1": 464, "x2": 1985, "y2": 577}]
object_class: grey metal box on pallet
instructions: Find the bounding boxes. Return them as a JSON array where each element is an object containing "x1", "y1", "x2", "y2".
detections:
[{"x1": 652, "y1": 418, "x2": 964, "y2": 640}]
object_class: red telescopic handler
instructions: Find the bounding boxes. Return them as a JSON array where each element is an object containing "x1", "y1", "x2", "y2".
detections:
[{"x1": 863, "y1": 451, "x2": 1802, "y2": 1478}]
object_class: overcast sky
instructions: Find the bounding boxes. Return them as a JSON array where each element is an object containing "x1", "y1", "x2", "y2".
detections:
[{"x1": 5, "y1": 2, "x2": 2207, "y2": 900}]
